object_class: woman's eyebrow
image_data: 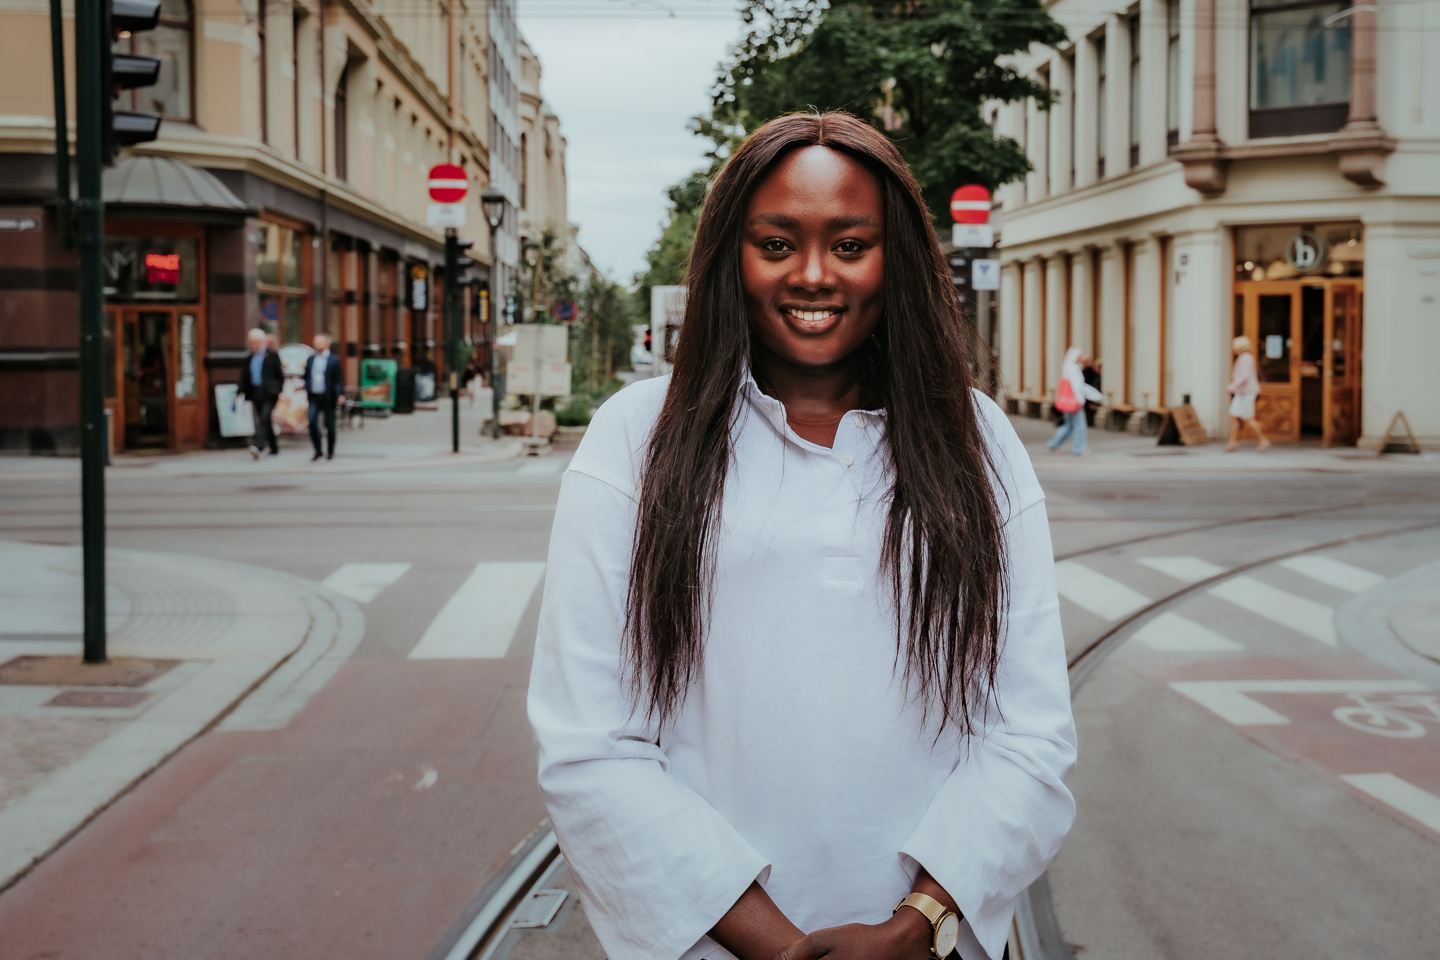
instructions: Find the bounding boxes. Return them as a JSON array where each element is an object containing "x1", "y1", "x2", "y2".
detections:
[
  {"x1": 827, "y1": 214, "x2": 880, "y2": 229},
  {"x1": 746, "y1": 213, "x2": 881, "y2": 229},
  {"x1": 747, "y1": 213, "x2": 801, "y2": 228}
]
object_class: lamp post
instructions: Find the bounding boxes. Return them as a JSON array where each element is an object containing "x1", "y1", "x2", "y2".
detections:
[{"x1": 481, "y1": 187, "x2": 506, "y2": 440}]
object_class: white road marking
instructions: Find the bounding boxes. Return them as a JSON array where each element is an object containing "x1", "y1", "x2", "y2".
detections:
[
  {"x1": 321, "y1": 563, "x2": 412, "y2": 603},
  {"x1": 1053, "y1": 561, "x2": 1150, "y2": 620},
  {"x1": 1208, "y1": 577, "x2": 1338, "y2": 645},
  {"x1": 1137, "y1": 556, "x2": 1226, "y2": 583},
  {"x1": 516, "y1": 457, "x2": 568, "y2": 476},
  {"x1": 1278, "y1": 555, "x2": 1385, "y2": 593},
  {"x1": 1339, "y1": 773, "x2": 1440, "y2": 835},
  {"x1": 1169, "y1": 679, "x2": 1429, "y2": 725},
  {"x1": 1134, "y1": 612, "x2": 1244, "y2": 652},
  {"x1": 414, "y1": 765, "x2": 438, "y2": 791},
  {"x1": 408, "y1": 561, "x2": 546, "y2": 659}
]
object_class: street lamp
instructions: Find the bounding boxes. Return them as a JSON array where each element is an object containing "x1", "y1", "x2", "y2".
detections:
[{"x1": 481, "y1": 186, "x2": 506, "y2": 439}]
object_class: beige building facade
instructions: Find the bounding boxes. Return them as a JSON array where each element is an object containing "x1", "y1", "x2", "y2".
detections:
[
  {"x1": 0, "y1": 0, "x2": 568, "y2": 453},
  {"x1": 993, "y1": 0, "x2": 1440, "y2": 448}
]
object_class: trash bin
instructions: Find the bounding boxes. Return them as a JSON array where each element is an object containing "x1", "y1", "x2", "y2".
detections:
[{"x1": 394, "y1": 367, "x2": 416, "y2": 414}]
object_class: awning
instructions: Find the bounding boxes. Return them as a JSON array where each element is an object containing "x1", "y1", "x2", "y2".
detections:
[{"x1": 103, "y1": 155, "x2": 256, "y2": 223}]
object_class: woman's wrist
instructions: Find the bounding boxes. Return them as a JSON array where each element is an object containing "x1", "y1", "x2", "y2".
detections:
[{"x1": 884, "y1": 905, "x2": 935, "y2": 960}]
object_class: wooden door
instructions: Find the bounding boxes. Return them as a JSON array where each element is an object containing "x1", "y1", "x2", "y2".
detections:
[
  {"x1": 1323, "y1": 282, "x2": 1362, "y2": 447},
  {"x1": 1240, "y1": 281, "x2": 1302, "y2": 442}
]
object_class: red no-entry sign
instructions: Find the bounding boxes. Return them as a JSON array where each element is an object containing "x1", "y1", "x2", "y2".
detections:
[
  {"x1": 428, "y1": 164, "x2": 468, "y2": 204},
  {"x1": 950, "y1": 185, "x2": 991, "y2": 224}
]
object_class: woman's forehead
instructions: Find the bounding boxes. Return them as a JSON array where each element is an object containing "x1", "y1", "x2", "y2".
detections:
[{"x1": 747, "y1": 146, "x2": 882, "y2": 215}]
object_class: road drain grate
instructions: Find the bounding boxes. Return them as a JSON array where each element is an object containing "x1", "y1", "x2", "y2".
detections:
[{"x1": 509, "y1": 889, "x2": 567, "y2": 928}]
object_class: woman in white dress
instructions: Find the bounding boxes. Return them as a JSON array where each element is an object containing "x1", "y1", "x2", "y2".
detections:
[
  {"x1": 528, "y1": 113, "x2": 1075, "y2": 960},
  {"x1": 1225, "y1": 336, "x2": 1270, "y2": 452}
]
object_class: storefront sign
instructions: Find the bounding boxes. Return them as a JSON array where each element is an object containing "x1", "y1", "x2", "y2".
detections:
[
  {"x1": 175, "y1": 314, "x2": 197, "y2": 399},
  {"x1": 274, "y1": 343, "x2": 315, "y2": 435},
  {"x1": 145, "y1": 253, "x2": 181, "y2": 285},
  {"x1": 359, "y1": 359, "x2": 398, "y2": 408},
  {"x1": 972, "y1": 259, "x2": 1000, "y2": 290},
  {"x1": 1285, "y1": 231, "x2": 1330, "y2": 274},
  {"x1": 103, "y1": 237, "x2": 199, "y2": 301},
  {"x1": 0, "y1": 216, "x2": 39, "y2": 231}
]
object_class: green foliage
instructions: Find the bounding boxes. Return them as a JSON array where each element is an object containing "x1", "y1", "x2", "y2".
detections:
[
  {"x1": 519, "y1": 228, "x2": 580, "y2": 323},
  {"x1": 571, "y1": 273, "x2": 640, "y2": 393},
  {"x1": 554, "y1": 396, "x2": 594, "y2": 427},
  {"x1": 715, "y1": 0, "x2": 1066, "y2": 223}
]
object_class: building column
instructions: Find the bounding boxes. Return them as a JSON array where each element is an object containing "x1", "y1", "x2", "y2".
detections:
[
  {"x1": 1022, "y1": 259, "x2": 1045, "y2": 397},
  {"x1": 1045, "y1": 256, "x2": 1068, "y2": 392},
  {"x1": 1026, "y1": 94, "x2": 1049, "y2": 201},
  {"x1": 1050, "y1": 52, "x2": 1074, "y2": 193},
  {"x1": 999, "y1": 262, "x2": 1024, "y2": 397},
  {"x1": 1074, "y1": 35, "x2": 1098, "y2": 189},
  {"x1": 1128, "y1": 238, "x2": 1162, "y2": 411},
  {"x1": 1105, "y1": 17, "x2": 1129, "y2": 179},
  {"x1": 1071, "y1": 249, "x2": 1094, "y2": 356},
  {"x1": 1330, "y1": 3, "x2": 1395, "y2": 185},
  {"x1": 1170, "y1": 229, "x2": 1227, "y2": 435},
  {"x1": 1098, "y1": 244, "x2": 1127, "y2": 406},
  {"x1": 1139, "y1": 0, "x2": 1169, "y2": 165},
  {"x1": 1172, "y1": 0, "x2": 1227, "y2": 193}
]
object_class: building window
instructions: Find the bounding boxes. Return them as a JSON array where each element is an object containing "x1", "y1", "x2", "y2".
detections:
[
  {"x1": 1166, "y1": 0, "x2": 1181, "y2": 148},
  {"x1": 119, "y1": 0, "x2": 193, "y2": 121},
  {"x1": 520, "y1": 132, "x2": 528, "y2": 209},
  {"x1": 256, "y1": 221, "x2": 309, "y2": 345},
  {"x1": 1037, "y1": 64, "x2": 1051, "y2": 196},
  {"x1": 1095, "y1": 34, "x2": 1107, "y2": 179},
  {"x1": 1249, "y1": 0, "x2": 1352, "y2": 137},
  {"x1": 1128, "y1": 15, "x2": 1141, "y2": 169},
  {"x1": 258, "y1": 13, "x2": 268, "y2": 144},
  {"x1": 335, "y1": 63, "x2": 349, "y2": 180}
]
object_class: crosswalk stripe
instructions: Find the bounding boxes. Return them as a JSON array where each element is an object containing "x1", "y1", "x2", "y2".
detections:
[
  {"x1": 1169, "y1": 679, "x2": 1427, "y2": 725},
  {"x1": 408, "y1": 561, "x2": 546, "y2": 659},
  {"x1": 322, "y1": 563, "x2": 412, "y2": 604},
  {"x1": 1134, "y1": 612, "x2": 1244, "y2": 651},
  {"x1": 1340, "y1": 773, "x2": 1440, "y2": 835},
  {"x1": 1208, "y1": 577, "x2": 1337, "y2": 645},
  {"x1": 1053, "y1": 561, "x2": 1150, "y2": 620},
  {"x1": 1278, "y1": 555, "x2": 1385, "y2": 593},
  {"x1": 516, "y1": 457, "x2": 568, "y2": 476},
  {"x1": 1137, "y1": 556, "x2": 1226, "y2": 583}
]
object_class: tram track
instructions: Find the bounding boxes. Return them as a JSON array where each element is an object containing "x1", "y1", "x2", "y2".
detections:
[{"x1": 1012, "y1": 513, "x2": 1440, "y2": 960}]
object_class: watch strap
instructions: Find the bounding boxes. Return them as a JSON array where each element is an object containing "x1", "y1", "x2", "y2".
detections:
[{"x1": 894, "y1": 891, "x2": 947, "y2": 926}]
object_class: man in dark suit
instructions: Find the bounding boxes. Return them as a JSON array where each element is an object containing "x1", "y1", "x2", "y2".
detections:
[
  {"x1": 237, "y1": 328, "x2": 284, "y2": 458},
  {"x1": 303, "y1": 333, "x2": 345, "y2": 461}
]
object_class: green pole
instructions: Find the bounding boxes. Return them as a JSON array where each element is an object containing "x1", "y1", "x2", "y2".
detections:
[
  {"x1": 75, "y1": 0, "x2": 107, "y2": 663},
  {"x1": 445, "y1": 230, "x2": 460, "y2": 453},
  {"x1": 49, "y1": 0, "x2": 72, "y2": 251}
]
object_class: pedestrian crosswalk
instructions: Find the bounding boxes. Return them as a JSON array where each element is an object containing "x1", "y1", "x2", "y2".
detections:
[
  {"x1": 1054, "y1": 551, "x2": 1385, "y2": 653},
  {"x1": 322, "y1": 563, "x2": 412, "y2": 603},
  {"x1": 408, "y1": 561, "x2": 547, "y2": 659}
]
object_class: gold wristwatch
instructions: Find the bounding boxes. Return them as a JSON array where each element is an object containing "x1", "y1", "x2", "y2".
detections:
[{"x1": 894, "y1": 892, "x2": 960, "y2": 959}]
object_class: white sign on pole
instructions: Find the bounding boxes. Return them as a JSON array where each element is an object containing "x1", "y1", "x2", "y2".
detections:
[
  {"x1": 508, "y1": 325, "x2": 571, "y2": 396},
  {"x1": 972, "y1": 259, "x2": 1001, "y2": 290},
  {"x1": 427, "y1": 202, "x2": 467, "y2": 228},
  {"x1": 952, "y1": 223, "x2": 994, "y2": 248}
]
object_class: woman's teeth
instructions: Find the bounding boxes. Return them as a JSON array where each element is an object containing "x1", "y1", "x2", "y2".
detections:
[{"x1": 786, "y1": 309, "x2": 838, "y2": 323}]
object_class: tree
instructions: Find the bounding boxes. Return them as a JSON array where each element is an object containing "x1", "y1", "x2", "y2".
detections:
[
  {"x1": 572, "y1": 272, "x2": 639, "y2": 392},
  {"x1": 713, "y1": 0, "x2": 1065, "y2": 223}
]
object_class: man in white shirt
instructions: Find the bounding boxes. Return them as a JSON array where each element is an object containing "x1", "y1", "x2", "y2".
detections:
[{"x1": 303, "y1": 334, "x2": 344, "y2": 461}]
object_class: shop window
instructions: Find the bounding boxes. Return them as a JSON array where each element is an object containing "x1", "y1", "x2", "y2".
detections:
[
  {"x1": 119, "y1": 0, "x2": 193, "y2": 121},
  {"x1": 102, "y1": 236, "x2": 199, "y2": 301},
  {"x1": 1249, "y1": 0, "x2": 1351, "y2": 138},
  {"x1": 256, "y1": 221, "x2": 309, "y2": 345}
]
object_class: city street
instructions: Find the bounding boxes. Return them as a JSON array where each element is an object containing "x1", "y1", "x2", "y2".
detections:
[{"x1": 1, "y1": 410, "x2": 1438, "y2": 959}]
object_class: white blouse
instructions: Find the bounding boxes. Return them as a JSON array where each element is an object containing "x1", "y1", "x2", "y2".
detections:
[{"x1": 527, "y1": 374, "x2": 1075, "y2": 960}]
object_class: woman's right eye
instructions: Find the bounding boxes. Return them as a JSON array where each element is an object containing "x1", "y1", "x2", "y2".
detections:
[{"x1": 760, "y1": 239, "x2": 791, "y2": 254}]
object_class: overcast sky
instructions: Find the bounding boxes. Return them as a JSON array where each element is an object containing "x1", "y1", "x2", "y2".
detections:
[{"x1": 517, "y1": 2, "x2": 746, "y2": 284}]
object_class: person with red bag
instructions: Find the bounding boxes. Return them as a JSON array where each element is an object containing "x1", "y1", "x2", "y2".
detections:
[{"x1": 1047, "y1": 347, "x2": 1105, "y2": 455}]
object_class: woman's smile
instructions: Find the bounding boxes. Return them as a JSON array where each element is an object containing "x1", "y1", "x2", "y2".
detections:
[{"x1": 779, "y1": 304, "x2": 846, "y2": 333}]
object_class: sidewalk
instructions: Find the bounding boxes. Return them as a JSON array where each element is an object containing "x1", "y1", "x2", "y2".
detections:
[
  {"x1": 0, "y1": 404, "x2": 524, "y2": 482},
  {"x1": 1010, "y1": 412, "x2": 1440, "y2": 476},
  {"x1": 0, "y1": 541, "x2": 363, "y2": 891}
]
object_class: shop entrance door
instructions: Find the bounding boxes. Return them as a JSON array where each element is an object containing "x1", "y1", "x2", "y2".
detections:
[
  {"x1": 1235, "y1": 279, "x2": 1363, "y2": 445},
  {"x1": 113, "y1": 308, "x2": 207, "y2": 451}
]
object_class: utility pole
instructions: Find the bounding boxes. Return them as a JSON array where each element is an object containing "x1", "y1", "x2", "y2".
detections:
[
  {"x1": 56, "y1": 0, "x2": 163, "y2": 662},
  {"x1": 443, "y1": 231, "x2": 474, "y2": 453},
  {"x1": 480, "y1": 188, "x2": 506, "y2": 440}
]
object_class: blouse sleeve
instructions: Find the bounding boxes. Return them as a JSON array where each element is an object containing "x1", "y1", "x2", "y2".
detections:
[
  {"x1": 898, "y1": 487, "x2": 1077, "y2": 960},
  {"x1": 527, "y1": 468, "x2": 771, "y2": 960}
]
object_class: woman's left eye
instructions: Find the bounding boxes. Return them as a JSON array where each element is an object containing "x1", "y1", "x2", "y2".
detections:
[{"x1": 834, "y1": 239, "x2": 865, "y2": 255}]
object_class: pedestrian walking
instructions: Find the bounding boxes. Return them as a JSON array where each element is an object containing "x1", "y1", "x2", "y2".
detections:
[
  {"x1": 1082, "y1": 357, "x2": 1102, "y2": 427},
  {"x1": 1048, "y1": 347, "x2": 1105, "y2": 456},
  {"x1": 303, "y1": 333, "x2": 344, "y2": 461},
  {"x1": 1225, "y1": 336, "x2": 1270, "y2": 452},
  {"x1": 237, "y1": 328, "x2": 283, "y2": 458},
  {"x1": 528, "y1": 113, "x2": 1074, "y2": 960}
]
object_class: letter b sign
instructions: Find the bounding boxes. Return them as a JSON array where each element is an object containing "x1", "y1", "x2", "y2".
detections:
[{"x1": 1285, "y1": 231, "x2": 1330, "y2": 274}]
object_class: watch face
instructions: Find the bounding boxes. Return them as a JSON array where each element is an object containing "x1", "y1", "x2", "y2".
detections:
[{"x1": 935, "y1": 913, "x2": 960, "y2": 958}]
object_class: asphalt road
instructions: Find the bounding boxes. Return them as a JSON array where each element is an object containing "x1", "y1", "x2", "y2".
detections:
[{"x1": 1, "y1": 426, "x2": 1437, "y2": 960}]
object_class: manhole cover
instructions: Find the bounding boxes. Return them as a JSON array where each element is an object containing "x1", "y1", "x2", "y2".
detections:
[
  {"x1": 0, "y1": 656, "x2": 180, "y2": 687},
  {"x1": 46, "y1": 689, "x2": 152, "y2": 708}
]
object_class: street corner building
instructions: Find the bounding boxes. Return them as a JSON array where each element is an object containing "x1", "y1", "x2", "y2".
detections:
[
  {"x1": 987, "y1": 0, "x2": 1440, "y2": 449},
  {"x1": 0, "y1": 0, "x2": 559, "y2": 455}
]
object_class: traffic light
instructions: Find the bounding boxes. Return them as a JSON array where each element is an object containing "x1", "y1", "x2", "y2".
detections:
[{"x1": 103, "y1": 0, "x2": 164, "y2": 162}]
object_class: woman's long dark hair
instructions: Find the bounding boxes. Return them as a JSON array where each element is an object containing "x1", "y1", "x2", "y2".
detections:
[{"x1": 627, "y1": 112, "x2": 1006, "y2": 737}]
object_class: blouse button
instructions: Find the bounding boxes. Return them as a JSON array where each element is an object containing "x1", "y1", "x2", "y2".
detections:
[
  {"x1": 852, "y1": 413, "x2": 865, "y2": 427},
  {"x1": 841, "y1": 453, "x2": 855, "y2": 467}
]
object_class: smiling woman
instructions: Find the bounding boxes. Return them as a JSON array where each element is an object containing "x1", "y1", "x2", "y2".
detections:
[{"x1": 528, "y1": 112, "x2": 1075, "y2": 960}]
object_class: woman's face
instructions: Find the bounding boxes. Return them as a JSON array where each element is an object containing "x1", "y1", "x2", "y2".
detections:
[{"x1": 741, "y1": 146, "x2": 885, "y2": 371}]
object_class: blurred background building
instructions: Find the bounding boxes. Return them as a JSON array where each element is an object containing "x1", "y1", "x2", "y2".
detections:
[
  {"x1": 993, "y1": 0, "x2": 1439, "y2": 448},
  {"x1": 0, "y1": 0, "x2": 570, "y2": 454}
]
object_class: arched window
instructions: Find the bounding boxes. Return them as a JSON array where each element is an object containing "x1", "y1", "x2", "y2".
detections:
[{"x1": 122, "y1": 0, "x2": 194, "y2": 121}]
